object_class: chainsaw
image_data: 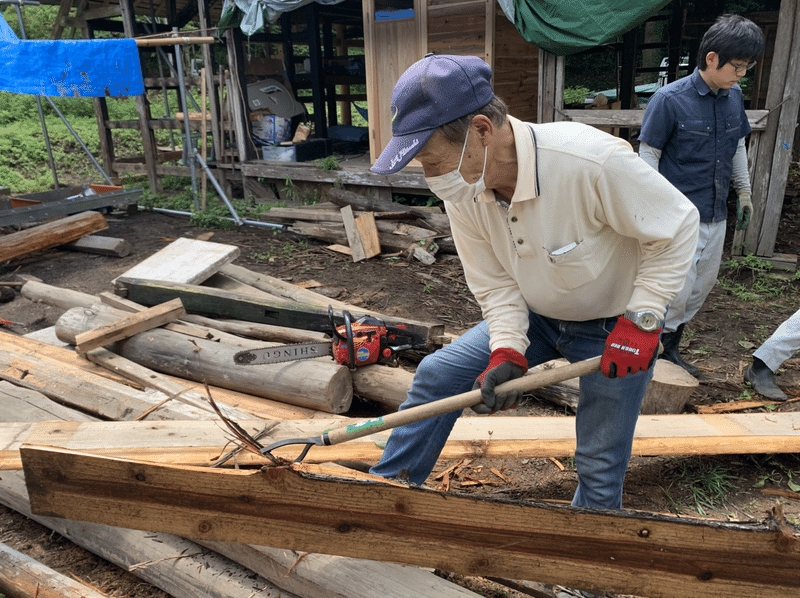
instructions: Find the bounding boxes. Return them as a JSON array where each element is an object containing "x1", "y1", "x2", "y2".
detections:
[{"x1": 233, "y1": 306, "x2": 426, "y2": 370}]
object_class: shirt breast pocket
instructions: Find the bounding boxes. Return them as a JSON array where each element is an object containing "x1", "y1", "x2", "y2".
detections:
[
  {"x1": 545, "y1": 238, "x2": 612, "y2": 290},
  {"x1": 676, "y1": 119, "x2": 712, "y2": 163}
]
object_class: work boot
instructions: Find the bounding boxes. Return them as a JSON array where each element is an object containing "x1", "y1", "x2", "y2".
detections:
[
  {"x1": 744, "y1": 358, "x2": 788, "y2": 401},
  {"x1": 659, "y1": 323, "x2": 700, "y2": 378}
]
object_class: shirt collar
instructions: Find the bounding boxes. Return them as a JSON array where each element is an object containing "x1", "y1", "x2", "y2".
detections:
[
  {"x1": 691, "y1": 67, "x2": 729, "y2": 97},
  {"x1": 504, "y1": 115, "x2": 538, "y2": 204}
]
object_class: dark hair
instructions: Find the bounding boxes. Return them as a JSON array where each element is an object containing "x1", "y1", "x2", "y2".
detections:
[
  {"x1": 438, "y1": 96, "x2": 509, "y2": 143},
  {"x1": 697, "y1": 14, "x2": 765, "y2": 70}
]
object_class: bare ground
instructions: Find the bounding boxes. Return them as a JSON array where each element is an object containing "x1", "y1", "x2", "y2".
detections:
[{"x1": 1, "y1": 174, "x2": 799, "y2": 597}]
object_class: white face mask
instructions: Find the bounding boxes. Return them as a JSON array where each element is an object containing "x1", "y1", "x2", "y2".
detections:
[{"x1": 425, "y1": 129, "x2": 487, "y2": 204}]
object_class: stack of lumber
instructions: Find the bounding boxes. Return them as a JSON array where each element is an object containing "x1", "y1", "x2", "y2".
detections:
[
  {"x1": 3, "y1": 237, "x2": 800, "y2": 598},
  {"x1": 258, "y1": 187, "x2": 455, "y2": 263},
  {"x1": 0, "y1": 236, "x2": 486, "y2": 598}
]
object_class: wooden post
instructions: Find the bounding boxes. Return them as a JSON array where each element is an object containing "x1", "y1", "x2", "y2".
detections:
[
  {"x1": 537, "y1": 50, "x2": 564, "y2": 124},
  {"x1": 197, "y1": 0, "x2": 223, "y2": 164},
  {"x1": 119, "y1": 0, "x2": 162, "y2": 193},
  {"x1": 744, "y1": 0, "x2": 798, "y2": 258},
  {"x1": 201, "y1": 66, "x2": 208, "y2": 212}
]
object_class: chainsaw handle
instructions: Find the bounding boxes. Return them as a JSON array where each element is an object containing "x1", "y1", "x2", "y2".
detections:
[{"x1": 323, "y1": 355, "x2": 602, "y2": 447}]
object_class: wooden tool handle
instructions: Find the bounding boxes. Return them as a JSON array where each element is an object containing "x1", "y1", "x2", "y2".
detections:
[{"x1": 325, "y1": 355, "x2": 601, "y2": 446}]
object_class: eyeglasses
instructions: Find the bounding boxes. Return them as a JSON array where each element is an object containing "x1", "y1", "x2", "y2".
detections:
[{"x1": 731, "y1": 61, "x2": 757, "y2": 74}]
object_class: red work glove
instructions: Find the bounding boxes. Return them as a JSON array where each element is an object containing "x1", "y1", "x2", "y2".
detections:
[
  {"x1": 601, "y1": 317, "x2": 661, "y2": 378},
  {"x1": 472, "y1": 348, "x2": 529, "y2": 414}
]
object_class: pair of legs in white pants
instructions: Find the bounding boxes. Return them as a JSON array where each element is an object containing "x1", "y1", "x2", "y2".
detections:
[
  {"x1": 664, "y1": 220, "x2": 727, "y2": 333},
  {"x1": 754, "y1": 308, "x2": 800, "y2": 372}
]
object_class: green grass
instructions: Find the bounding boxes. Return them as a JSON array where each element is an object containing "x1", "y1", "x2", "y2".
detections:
[{"x1": 660, "y1": 457, "x2": 741, "y2": 516}]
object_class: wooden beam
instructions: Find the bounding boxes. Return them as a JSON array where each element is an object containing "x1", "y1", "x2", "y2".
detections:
[
  {"x1": 561, "y1": 109, "x2": 770, "y2": 131},
  {"x1": 75, "y1": 298, "x2": 186, "y2": 354},
  {"x1": 4, "y1": 412, "x2": 800, "y2": 470},
  {"x1": 0, "y1": 211, "x2": 108, "y2": 263},
  {"x1": 21, "y1": 447, "x2": 800, "y2": 598},
  {"x1": 113, "y1": 277, "x2": 444, "y2": 351}
]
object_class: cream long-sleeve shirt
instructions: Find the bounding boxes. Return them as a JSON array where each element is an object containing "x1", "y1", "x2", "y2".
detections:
[{"x1": 444, "y1": 116, "x2": 700, "y2": 355}]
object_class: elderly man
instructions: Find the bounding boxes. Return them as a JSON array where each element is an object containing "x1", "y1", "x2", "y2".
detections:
[{"x1": 369, "y1": 53, "x2": 699, "y2": 510}]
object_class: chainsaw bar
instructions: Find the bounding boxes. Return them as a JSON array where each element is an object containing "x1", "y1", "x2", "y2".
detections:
[{"x1": 233, "y1": 342, "x2": 332, "y2": 366}]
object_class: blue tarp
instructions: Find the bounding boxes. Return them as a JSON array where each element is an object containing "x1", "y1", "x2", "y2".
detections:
[{"x1": 0, "y1": 13, "x2": 143, "y2": 97}]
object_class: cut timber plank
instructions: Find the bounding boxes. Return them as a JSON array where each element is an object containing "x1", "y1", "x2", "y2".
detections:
[
  {"x1": 341, "y1": 205, "x2": 366, "y2": 261},
  {"x1": 75, "y1": 298, "x2": 186, "y2": 354},
  {"x1": 98, "y1": 291, "x2": 212, "y2": 339},
  {"x1": 341, "y1": 205, "x2": 380, "y2": 261},
  {"x1": 21, "y1": 447, "x2": 800, "y2": 598},
  {"x1": 0, "y1": 211, "x2": 108, "y2": 263},
  {"x1": 4, "y1": 412, "x2": 800, "y2": 470},
  {"x1": 112, "y1": 237, "x2": 240, "y2": 285},
  {"x1": 0, "y1": 540, "x2": 111, "y2": 598},
  {"x1": 62, "y1": 235, "x2": 131, "y2": 257}
]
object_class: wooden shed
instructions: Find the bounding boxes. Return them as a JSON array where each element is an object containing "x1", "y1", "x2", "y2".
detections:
[{"x1": 31, "y1": 0, "x2": 800, "y2": 267}]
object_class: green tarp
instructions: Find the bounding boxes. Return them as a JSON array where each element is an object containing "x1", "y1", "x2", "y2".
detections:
[{"x1": 512, "y1": 0, "x2": 672, "y2": 56}]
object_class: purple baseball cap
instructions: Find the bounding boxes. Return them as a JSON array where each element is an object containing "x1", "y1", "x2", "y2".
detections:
[{"x1": 371, "y1": 53, "x2": 494, "y2": 175}]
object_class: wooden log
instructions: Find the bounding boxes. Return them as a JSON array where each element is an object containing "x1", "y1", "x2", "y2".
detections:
[
  {"x1": 0, "y1": 211, "x2": 108, "y2": 263},
  {"x1": 21, "y1": 279, "x2": 99, "y2": 311},
  {"x1": 75, "y1": 298, "x2": 186, "y2": 354},
  {"x1": 0, "y1": 540, "x2": 111, "y2": 598},
  {"x1": 4, "y1": 330, "x2": 323, "y2": 421},
  {"x1": 22, "y1": 448, "x2": 800, "y2": 598},
  {"x1": 62, "y1": 235, "x2": 131, "y2": 257},
  {"x1": 0, "y1": 340, "x2": 249, "y2": 422},
  {"x1": 55, "y1": 307, "x2": 353, "y2": 414}
]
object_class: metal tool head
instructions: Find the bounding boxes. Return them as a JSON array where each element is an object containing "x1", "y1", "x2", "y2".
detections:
[{"x1": 260, "y1": 436, "x2": 325, "y2": 464}]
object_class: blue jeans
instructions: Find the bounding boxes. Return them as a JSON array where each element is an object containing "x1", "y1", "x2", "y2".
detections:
[{"x1": 370, "y1": 312, "x2": 654, "y2": 508}]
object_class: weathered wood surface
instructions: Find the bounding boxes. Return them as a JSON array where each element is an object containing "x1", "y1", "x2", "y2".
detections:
[
  {"x1": 97, "y1": 291, "x2": 212, "y2": 338},
  {"x1": 560, "y1": 109, "x2": 769, "y2": 130},
  {"x1": 0, "y1": 358, "x2": 481, "y2": 598},
  {"x1": 112, "y1": 237, "x2": 240, "y2": 285},
  {"x1": 200, "y1": 541, "x2": 483, "y2": 598},
  {"x1": 21, "y1": 279, "x2": 99, "y2": 311},
  {"x1": 22, "y1": 448, "x2": 800, "y2": 598},
  {"x1": 56, "y1": 306, "x2": 354, "y2": 414},
  {"x1": 326, "y1": 186, "x2": 451, "y2": 233},
  {"x1": 3, "y1": 330, "x2": 322, "y2": 421},
  {"x1": 0, "y1": 472, "x2": 300, "y2": 598},
  {"x1": 5, "y1": 411, "x2": 800, "y2": 470},
  {"x1": 62, "y1": 234, "x2": 131, "y2": 257},
  {"x1": 0, "y1": 540, "x2": 111, "y2": 598},
  {"x1": 115, "y1": 276, "x2": 445, "y2": 350},
  {"x1": 0, "y1": 338, "x2": 251, "y2": 422},
  {"x1": 0, "y1": 211, "x2": 108, "y2": 263},
  {"x1": 75, "y1": 298, "x2": 186, "y2": 354}
]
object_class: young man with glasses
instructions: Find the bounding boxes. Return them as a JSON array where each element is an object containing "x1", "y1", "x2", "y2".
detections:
[{"x1": 638, "y1": 14, "x2": 765, "y2": 377}]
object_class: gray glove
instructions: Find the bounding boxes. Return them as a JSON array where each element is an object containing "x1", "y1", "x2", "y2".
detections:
[{"x1": 471, "y1": 348, "x2": 528, "y2": 414}]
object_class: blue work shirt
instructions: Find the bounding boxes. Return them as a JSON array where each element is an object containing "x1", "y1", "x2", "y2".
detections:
[{"x1": 639, "y1": 68, "x2": 751, "y2": 222}]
